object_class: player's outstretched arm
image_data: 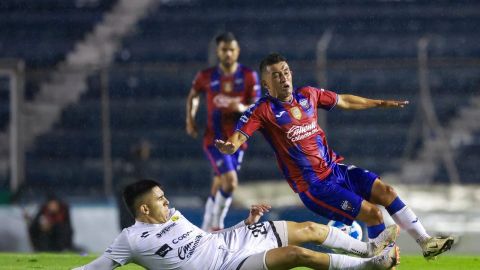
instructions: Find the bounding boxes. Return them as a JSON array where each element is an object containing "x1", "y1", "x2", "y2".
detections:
[
  {"x1": 72, "y1": 255, "x2": 120, "y2": 270},
  {"x1": 337, "y1": 94, "x2": 409, "y2": 110},
  {"x1": 215, "y1": 131, "x2": 248, "y2": 154}
]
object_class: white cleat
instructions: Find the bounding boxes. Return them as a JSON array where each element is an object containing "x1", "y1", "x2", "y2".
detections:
[
  {"x1": 367, "y1": 224, "x2": 400, "y2": 257},
  {"x1": 367, "y1": 243, "x2": 400, "y2": 270},
  {"x1": 421, "y1": 236, "x2": 455, "y2": 260}
]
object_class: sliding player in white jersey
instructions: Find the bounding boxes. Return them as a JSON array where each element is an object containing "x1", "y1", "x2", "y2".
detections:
[{"x1": 74, "y1": 179, "x2": 400, "y2": 270}]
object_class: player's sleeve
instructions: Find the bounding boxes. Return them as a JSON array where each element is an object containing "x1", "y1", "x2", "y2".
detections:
[
  {"x1": 72, "y1": 255, "x2": 120, "y2": 270},
  {"x1": 102, "y1": 230, "x2": 132, "y2": 266},
  {"x1": 211, "y1": 220, "x2": 246, "y2": 234},
  {"x1": 310, "y1": 87, "x2": 338, "y2": 111},
  {"x1": 235, "y1": 102, "x2": 264, "y2": 138},
  {"x1": 245, "y1": 71, "x2": 261, "y2": 103},
  {"x1": 191, "y1": 71, "x2": 206, "y2": 93}
]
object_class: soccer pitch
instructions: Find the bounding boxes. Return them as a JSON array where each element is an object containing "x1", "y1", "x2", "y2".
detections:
[{"x1": 1, "y1": 253, "x2": 479, "y2": 270}]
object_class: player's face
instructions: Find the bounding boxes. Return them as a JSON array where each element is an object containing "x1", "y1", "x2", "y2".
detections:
[
  {"x1": 217, "y1": 40, "x2": 240, "y2": 68},
  {"x1": 262, "y1": 61, "x2": 293, "y2": 102},
  {"x1": 144, "y1": 186, "x2": 170, "y2": 223}
]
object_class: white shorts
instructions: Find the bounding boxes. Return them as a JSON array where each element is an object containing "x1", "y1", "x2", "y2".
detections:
[{"x1": 217, "y1": 221, "x2": 288, "y2": 270}]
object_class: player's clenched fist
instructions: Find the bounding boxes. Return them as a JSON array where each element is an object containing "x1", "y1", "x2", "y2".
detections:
[
  {"x1": 245, "y1": 204, "x2": 272, "y2": 225},
  {"x1": 378, "y1": 100, "x2": 409, "y2": 108},
  {"x1": 215, "y1": 139, "x2": 236, "y2": 154}
]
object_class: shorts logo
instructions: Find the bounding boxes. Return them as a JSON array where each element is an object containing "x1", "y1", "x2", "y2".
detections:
[
  {"x1": 341, "y1": 200, "x2": 353, "y2": 212},
  {"x1": 216, "y1": 159, "x2": 224, "y2": 167},
  {"x1": 299, "y1": 99, "x2": 310, "y2": 110},
  {"x1": 290, "y1": 107, "x2": 302, "y2": 120},
  {"x1": 155, "y1": 244, "x2": 173, "y2": 257}
]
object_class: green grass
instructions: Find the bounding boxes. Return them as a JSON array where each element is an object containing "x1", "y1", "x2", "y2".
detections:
[{"x1": 0, "y1": 253, "x2": 479, "y2": 270}]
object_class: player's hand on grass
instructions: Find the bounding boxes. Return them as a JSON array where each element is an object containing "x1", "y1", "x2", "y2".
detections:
[
  {"x1": 245, "y1": 204, "x2": 271, "y2": 225},
  {"x1": 215, "y1": 139, "x2": 236, "y2": 154},
  {"x1": 378, "y1": 100, "x2": 409, "y2": 108},
  {"x1": 186, "y1": 120, "x2": 198, "y2": 138}
]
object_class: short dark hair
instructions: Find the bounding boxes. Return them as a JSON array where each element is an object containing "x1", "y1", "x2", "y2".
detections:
[
  {"x1": 123, "y1": 179, "x2": 161, "y2": 217},
  {"x1": 215, "y1": 32, "x2": 237, "y2": 45},
  {"x1": 259, "y1": 53, "x2": 287, "y2": 74}
]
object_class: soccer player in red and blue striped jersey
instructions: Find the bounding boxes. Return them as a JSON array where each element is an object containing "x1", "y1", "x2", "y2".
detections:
[
  {"x1": 186, "y1": 32, "x2": 261, "y2": 231},
  {"x1": 215, "y1": 53, "x2": 454, "y2": 259}
]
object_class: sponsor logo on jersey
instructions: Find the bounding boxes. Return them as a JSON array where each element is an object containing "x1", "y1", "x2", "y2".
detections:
[
  {"x1": 286, "y1": 122, "x2": 318, "y2": 142},
  {"x1": 177, "y1": 235, "x2": 202, "y2": 260},
  {"x1": 172, "y1": 230, "x2": 193, "y2": 244},
  {"x1": 290, "y1": 107, "x2": 302, "y2": 120},
  {"x1": 213, "y1": 94, "x2": 242, "y2": 108},
  {"x1": 156, "y1": 223, "x2": 177, "y2": 238},
  {"x1": 299, "y1": 99, "x2": 310, "y2": 110},
  {"x1": 341, "y1": 200, "x2": 353, "y2": 211},
  {"x1": 155, "y1": 244, "x2": 173, "y2": 257},
  {"x1": 222, "y1": 81, "x2": 233, "y2": 93}
]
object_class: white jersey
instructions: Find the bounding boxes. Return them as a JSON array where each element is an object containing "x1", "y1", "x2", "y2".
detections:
[{"x1": 103, "y1": 209, "x2": 285, "y2": 270}]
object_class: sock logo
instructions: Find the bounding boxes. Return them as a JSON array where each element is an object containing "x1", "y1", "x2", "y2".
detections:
[{"x1": 412, "y1": 218, "x2": 419, "y2": 223}]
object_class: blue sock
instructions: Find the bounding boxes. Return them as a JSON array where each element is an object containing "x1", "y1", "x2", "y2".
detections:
[
  {"x1": 386, "y1": 197, "x2": 406, "y2": 216},
  {"x1": 367, "y1": 223, "x2": 386, "y2": 239},
  {"x1": 219, "y1": 188, "x2": 232, "y2": 198}
]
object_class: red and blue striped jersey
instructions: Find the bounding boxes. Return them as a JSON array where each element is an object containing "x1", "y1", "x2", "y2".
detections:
[
  {"x1": 193, "y1": 64, "x2": 261, "y2": 148},
  {"x1": 236, "y1": 86, "x2": 343, "y2": 193}
]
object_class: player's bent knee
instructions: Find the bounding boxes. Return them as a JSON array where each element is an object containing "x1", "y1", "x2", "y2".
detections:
[
  {"x1": 361, "y1": 203, "x2": 383, "y2": 224},
  {"x1": 303, "y1": 222, "x2": 329, "y2": 241},
  {"x1": 384, "y1": 184, "x2": 397, "y2": 198}
]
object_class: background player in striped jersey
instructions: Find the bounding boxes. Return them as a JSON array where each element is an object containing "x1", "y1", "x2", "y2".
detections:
[
  {"x1": 186, "y1": 32, "x2": 261, "y2": 231},
  {"x1": 215, "y1": 53, "x2": 454, "y2": 260},
  {"x1": 74, "y1": 179, "x2": 399, "y2": 270}
]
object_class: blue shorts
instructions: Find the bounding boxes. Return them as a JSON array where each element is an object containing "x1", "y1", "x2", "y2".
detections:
[
  {"x1": 203, "y1": 145, "x2": 244, "y2": 176},
  {"x1": 298, "y1": 163, "x2": 378, "y2": 225}
]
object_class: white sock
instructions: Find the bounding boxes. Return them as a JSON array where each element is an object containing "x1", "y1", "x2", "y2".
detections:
[
  {"x1": 391, "y1": 206, "x2": 430, "y2": 245},
  {"x1": 323, "y1": 226, "x2": 368, "y2": 257},
  {"x1": 212, "y1": 190, "x2": 232, "y2": 229},
  {"x1": 201, "y1": 196, "x2": 214, "y2": 231},
  {"x1": 328, "y1": 253, "x2": 370, "y2": 270}
]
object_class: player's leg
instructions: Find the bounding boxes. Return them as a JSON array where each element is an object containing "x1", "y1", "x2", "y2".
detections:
[
  {"x1": 262, "y1": 244, "x2": 399, "y2": 270},
  {"x1": 202, "y1": 145, "x2": 230, "y2": 230},
  {"x1": 285, "y1": 221, "x2": 370, "y2": 257},
  {"x1": 211, "y1": 170, "x2": 237, "y2": 229},
  {"x1": 369, "y1": 178, "x2": 454, "y2": 259},
  {"x1": 201, "y1": 175, "x2": 221, "y2": 230},
  {"x1": 207, "y1": 147, "x2": 244, "y2": 229},
  {"x1": 298, "y1": 175, "x2": 392, "y2": 246}
]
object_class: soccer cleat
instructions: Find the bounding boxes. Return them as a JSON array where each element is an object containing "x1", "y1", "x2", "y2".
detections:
[
  {"x1": 367, "y1": 243, "x2": 400, "y2": 270},
  {"x1": 367, "y1": 224, "x2": 400, "y2": 257},
  {"x1": 421, "y1": 236, "x2": 455, "y2": 260}
]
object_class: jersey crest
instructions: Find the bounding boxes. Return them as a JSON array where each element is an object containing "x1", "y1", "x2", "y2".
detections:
[{"x1": 290, "y1": 107, "x2": 302, "y2": 120}]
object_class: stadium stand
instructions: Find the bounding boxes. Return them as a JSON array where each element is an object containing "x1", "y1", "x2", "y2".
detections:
[{"x1": 1, "y1": 0, "x2": 478, "y2": 196}]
